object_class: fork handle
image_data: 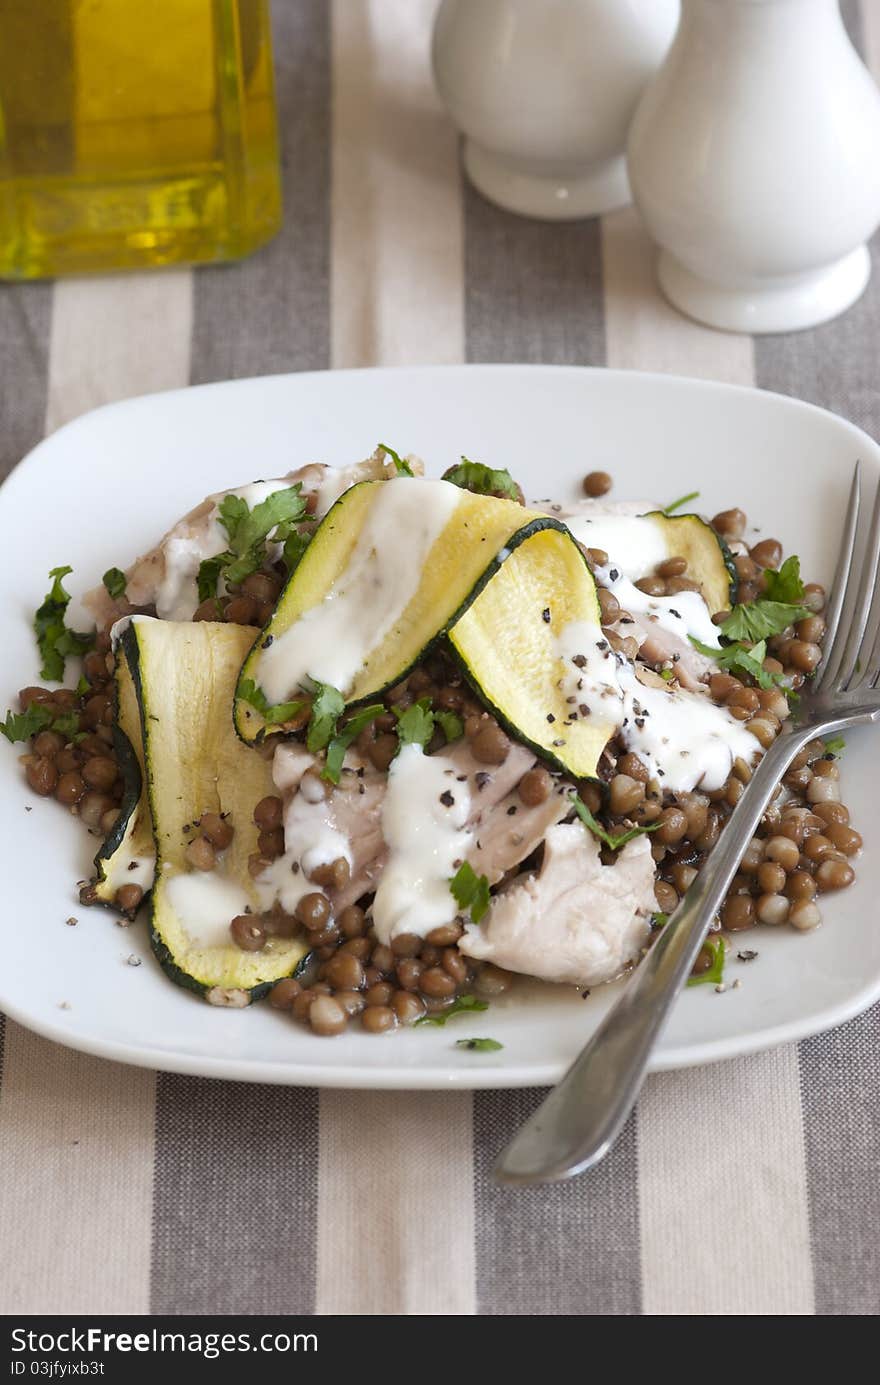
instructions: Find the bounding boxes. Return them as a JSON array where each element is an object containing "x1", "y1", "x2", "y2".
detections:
[{"x1": 494, "y1": 724, "x2": 817, "y2": 1184}]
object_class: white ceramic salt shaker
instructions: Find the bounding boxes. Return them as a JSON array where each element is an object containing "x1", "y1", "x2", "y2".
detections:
[
  {"x1": 431, "y1": 0, "x2": 679, "y2": 220},
  {"x1": 628, "y1": 0, "x2": 880, "y2": 334}
]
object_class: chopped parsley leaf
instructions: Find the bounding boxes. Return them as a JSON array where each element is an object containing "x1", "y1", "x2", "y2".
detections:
[
  {"x1": 394, "y1": 698, "x2": 436, "y2": 751},
  {"x1": 282, "y1": 530, "x2": 311, "y2": 575},
  {"x1": 1, "y1": 703, "x2": 81, "y2": 745},
  {"x1": 34, "y1": 566, "x2": 94, "y2": 682},
  {"x1": 435, "y1": 709, "x2": 464, "y2": 744},
  {"x1": 378, "y1": 442, "x2": 414, "y2": 477},
  {"x1": 823, "y1": 735, "x2": 845, "y2": 757},
  {"x1": 415, "y1": 994, "x2": 489, "y2": 1027},
  {"x1": 306, "y1": 682, "x2": 346, "y2": 753},
  {"x1": 455, "y1": 1037, "x2": 503, "y2": 1052},
  {"x1": 442, "y1": 457, "x2": 521, "y2": 502},
  {"x1": 196, "y1": 555, "x2": 226, "y2": 604},
  {"x1": 1, "y1": 703, "x2": 54, "y2": 743},
  {"x1": 209, "y1": 486, "x2": 308, "y2": 592},
  {"x1": 323, "y1": 703, "x2": 385, "y2": 784},
  {"x1": 570, "y1": 793, "x2": 661, "y2": 851},
  {"x1": 762, "y1": 554, "x2": 804, "y2": 605},
  {"x1": 686, "y1": 935, "x2": 725, "y2": 988},
  {"x1": 721, "y1": 598, "x2": 809, "y2": 644},
  {"x1": 663, "y1": 490, "x2": 700, "y2": 515},
  {"x1": 102, "y1": 567, "x2": 127, "y2": 600},
  {"x1": 237, "y1": 677, "x2": 308, "y2": 727},
  {"x1": 449, "y1": 860, "x2": 491, "y2": 924}
]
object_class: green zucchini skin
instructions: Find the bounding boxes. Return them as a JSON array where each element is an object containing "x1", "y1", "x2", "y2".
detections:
[
  {"x1": 87, "y1": 646, "x2": 156, "y2": 918},
  {"x1": 149, "y1": 930, "x2": 311, "y2": 1003},
  {"x1": 123, "y1": 619, "x2": 311, "y2": 1003},
  {"x1": 235, "y1": 509, "x2": 573, "y2": 744},
  {"x1": 643, "y1": 510, "x2": 739, "y2": 612}
]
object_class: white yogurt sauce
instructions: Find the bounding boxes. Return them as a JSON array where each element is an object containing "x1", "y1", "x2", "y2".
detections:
[
  {"x1": 165, "y1": 871, "x2": 251, "y2": 950},
  {"x1": 561, "y1": 514, "x2": 667, "y2": 580},
  {"x1": 155, "y1": 479, "x2": 294, "y2": 620},
  {"x1": 556, "y1": 621, "x2": 758, "y2": 792},
  {"x1": 372, "y1": 743, "x2": 473, "y2": 944},
  {"x1": 256, "y1": 760, "x2": 352, "y2": 916},
  {"x1": 598, "y1": 565, "x2": 721, "y2": 650},
  {"x1": 259, "y1": 477, "x2": 462, "y2": 703}
]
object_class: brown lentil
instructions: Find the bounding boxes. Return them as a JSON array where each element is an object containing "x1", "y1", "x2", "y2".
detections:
[
  {"x1": 757, "y1": 893, "x2": 789, "y2": 926},
  {"x1": 786, "y1": 870, "x2": 817, "y2": 902},
  {"x1": 815, "y1": 859, "x2": 854, "y2": 892},
  {"x1": 269, "y1": 977, "x2": 302, "y2": 1010},
  {"x1": 115, "y1": 883, "x2": 144, "y2": 914},
  {"x1": 309, "y1": 995, "x2": 348, "y2": 1036},
  {"x1": 790, "y1": 900, "x2": 822, "y2": 931},
  {"x1": 199, "y1": 812, "x2": 234, "y2": 850},
  {"x1": 361, "y1": 1005, "x2": 396, "y2": 1034},
  {"x1": 420, "y1": 967, "x2": 457, "y2": 998},
  {"x1": 323, "y1": 952, "x2": 365, "y2": 991},
  {"x1": 609, "y1": 773, "x2": 645, "y2": 816},
  {"x1": 712, "y1": 507, "x2": 746, "y2": 540},
  {"x1": 655, "y1": 880, "x2": 678, "y2": 913},
  {"x1": 335, "y1": 990, "x2": 366, "y2": 1018},
  {"x1": 765, "y1": 835, "x2": 800, "y2": 872},
  {"x1": 473, "y1": 963, "x2": 513, "y2": 996},
  {"x1": 26, "y1": 756, "x2": 57, "y2": 796},
  {"x1": 370, "y1": 944, "x2": 395, "y2": 976},
  {"x1": 368, "y1": 734, "x2": 398, "y2": 772},
  {"x1": 392, "y1": 991, "x2": 426, "y2": 1025},
  {"x1": 583, "y1": 470, "x2": 612, "y2": 497},
  {"x1": 722, "y1": 895, "x2": 756, "y2": 931},
  {"x1": 757, "y1": 861, "x2": 786, "y2": 894},
  {"x1": 185, "y1": 835, "x2": 216, "y2": 871},
  {"x1": 80, "y1": 791, "x2": 115, "y2": 830},
  {"x1": 471, "y1": 722, "x2": 511, "y2": 766},
  {"x1": 425, "y1": 921, "x2": 463, "y2": 946},
  {"x1": 327, "y1": 907, "x2": 364, "y2": 943},
  {"x1": 518, "y1": 766, "x2": 553, "y2": 806},
  {"x1": 396, "y1": 957, "x2": 425, "y2": 991},
  {"x1": 230, "y1": 914, "x2": 266, "y2": 952},
  {"x1": 750, "y1": 538, "x2": 782, "y2": 569},
  {"x1": 390, "y1": 931, "x2": 422, "y2": 957},
  {"x1": 295, "y1": 891, "x2": 331, "y2": 931},
  {"x1": 824, "y1": 822, "x2": 861, "y2": 855},
  {"x1": 340, "y1": 936, "x2": 372, "y2": 962}
]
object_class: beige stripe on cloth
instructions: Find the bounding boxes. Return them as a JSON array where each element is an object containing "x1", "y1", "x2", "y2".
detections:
[
  {"x1": 0, "y1": 269, "x2": 193, "y2": 1314},
  {"x1": 601, "y1": 208, "x2": 814, "y2": 1315},
  {"x1": 317, "y1": 0, "x2": 474, "y2": 1317}
]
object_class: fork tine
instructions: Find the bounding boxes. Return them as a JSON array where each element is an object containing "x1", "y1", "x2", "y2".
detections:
[
  {"x1": 833, "y1": 471, "x2": 880, "y2": 690},
  {"x1": 814, "y1": 462, "x2": 861, "y2": 692}
]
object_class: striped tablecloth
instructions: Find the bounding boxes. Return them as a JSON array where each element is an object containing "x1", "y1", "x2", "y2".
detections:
[{"x1": 1, "y1": 0, "x2": 878, "y2": 1319}]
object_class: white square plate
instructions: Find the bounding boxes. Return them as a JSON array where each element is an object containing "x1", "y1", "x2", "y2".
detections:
[{"x1": 1, "y1": 365, "x2": 878, "y2": 1087}]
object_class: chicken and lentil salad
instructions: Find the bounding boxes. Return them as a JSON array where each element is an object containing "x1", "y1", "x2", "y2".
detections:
[{"x1": 2, "y1": 448, "x2": 859, "y2": 1039}]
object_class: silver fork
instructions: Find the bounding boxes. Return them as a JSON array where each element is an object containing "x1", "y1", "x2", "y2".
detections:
[{"x1": 495, "y1": 462, "x2": 880, "y2": 1185}]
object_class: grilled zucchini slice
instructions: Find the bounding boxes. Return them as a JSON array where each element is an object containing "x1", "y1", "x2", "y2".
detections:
[
  {"x1": 234, "y1": 477, "x2": 543, "y2": 743},
  {"x1": 448, "y1": 525, "x2": 617, "y2": 778},
  {"x1": 89, "y1": 645, "x2": 155, "y2": 915},
  {"x1": 122, "y1": 617, "x2": 309, "y2": 1002},
  {"x1": 644, "y1": 512, "x2": 737, "y2": 614}
]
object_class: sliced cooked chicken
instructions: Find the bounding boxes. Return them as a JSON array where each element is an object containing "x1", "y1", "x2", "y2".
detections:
[
  {"x1": 84, "y1": 450, "x2": 420, "y2": 630},
  {"x1": 459, "y1": 823, "x2": 657, "y2": 986},
  {"x1": 270, "y1": 735, "x2": 573, "y2": 916}
]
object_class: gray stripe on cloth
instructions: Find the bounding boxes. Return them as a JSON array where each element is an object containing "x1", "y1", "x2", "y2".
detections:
[
  {"x1": 150, "y1": 1076, "x2": 319, "y2": 1315},
  {"x1": 0, "y1": 283, "x2": 52, "y2": 480},
  {"x1": 474, "y1": 1091, "x2": 641, "y2": 1315},
  {"x1": 753, "y1": 0, "x2": 880, "y2": 1315},
  {"x1": 464, "y1": 186, "x2": 605, "y2": 364},
  {"x1": 190, "y1": 0, "x2": 331, "y2": 382},
  {"x1": 799, "y1": 1011, "x2": 880, "y2": 1316},
  {"x1": 151, "y1": 0, "x2": 331, "y2": 1317}
]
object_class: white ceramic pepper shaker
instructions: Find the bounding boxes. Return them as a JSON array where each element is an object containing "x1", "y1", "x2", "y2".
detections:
[
  {"x1": 628, "y1": 0, "x2": 880, "y2": 333},
  {"x1": 432, "y1": 0, "x2": 679, "y2": 220}
]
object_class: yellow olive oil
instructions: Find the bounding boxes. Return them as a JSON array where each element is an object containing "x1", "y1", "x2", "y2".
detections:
[{"x1": 0, "y1": 0, "x2": 281, "y2": 278}]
